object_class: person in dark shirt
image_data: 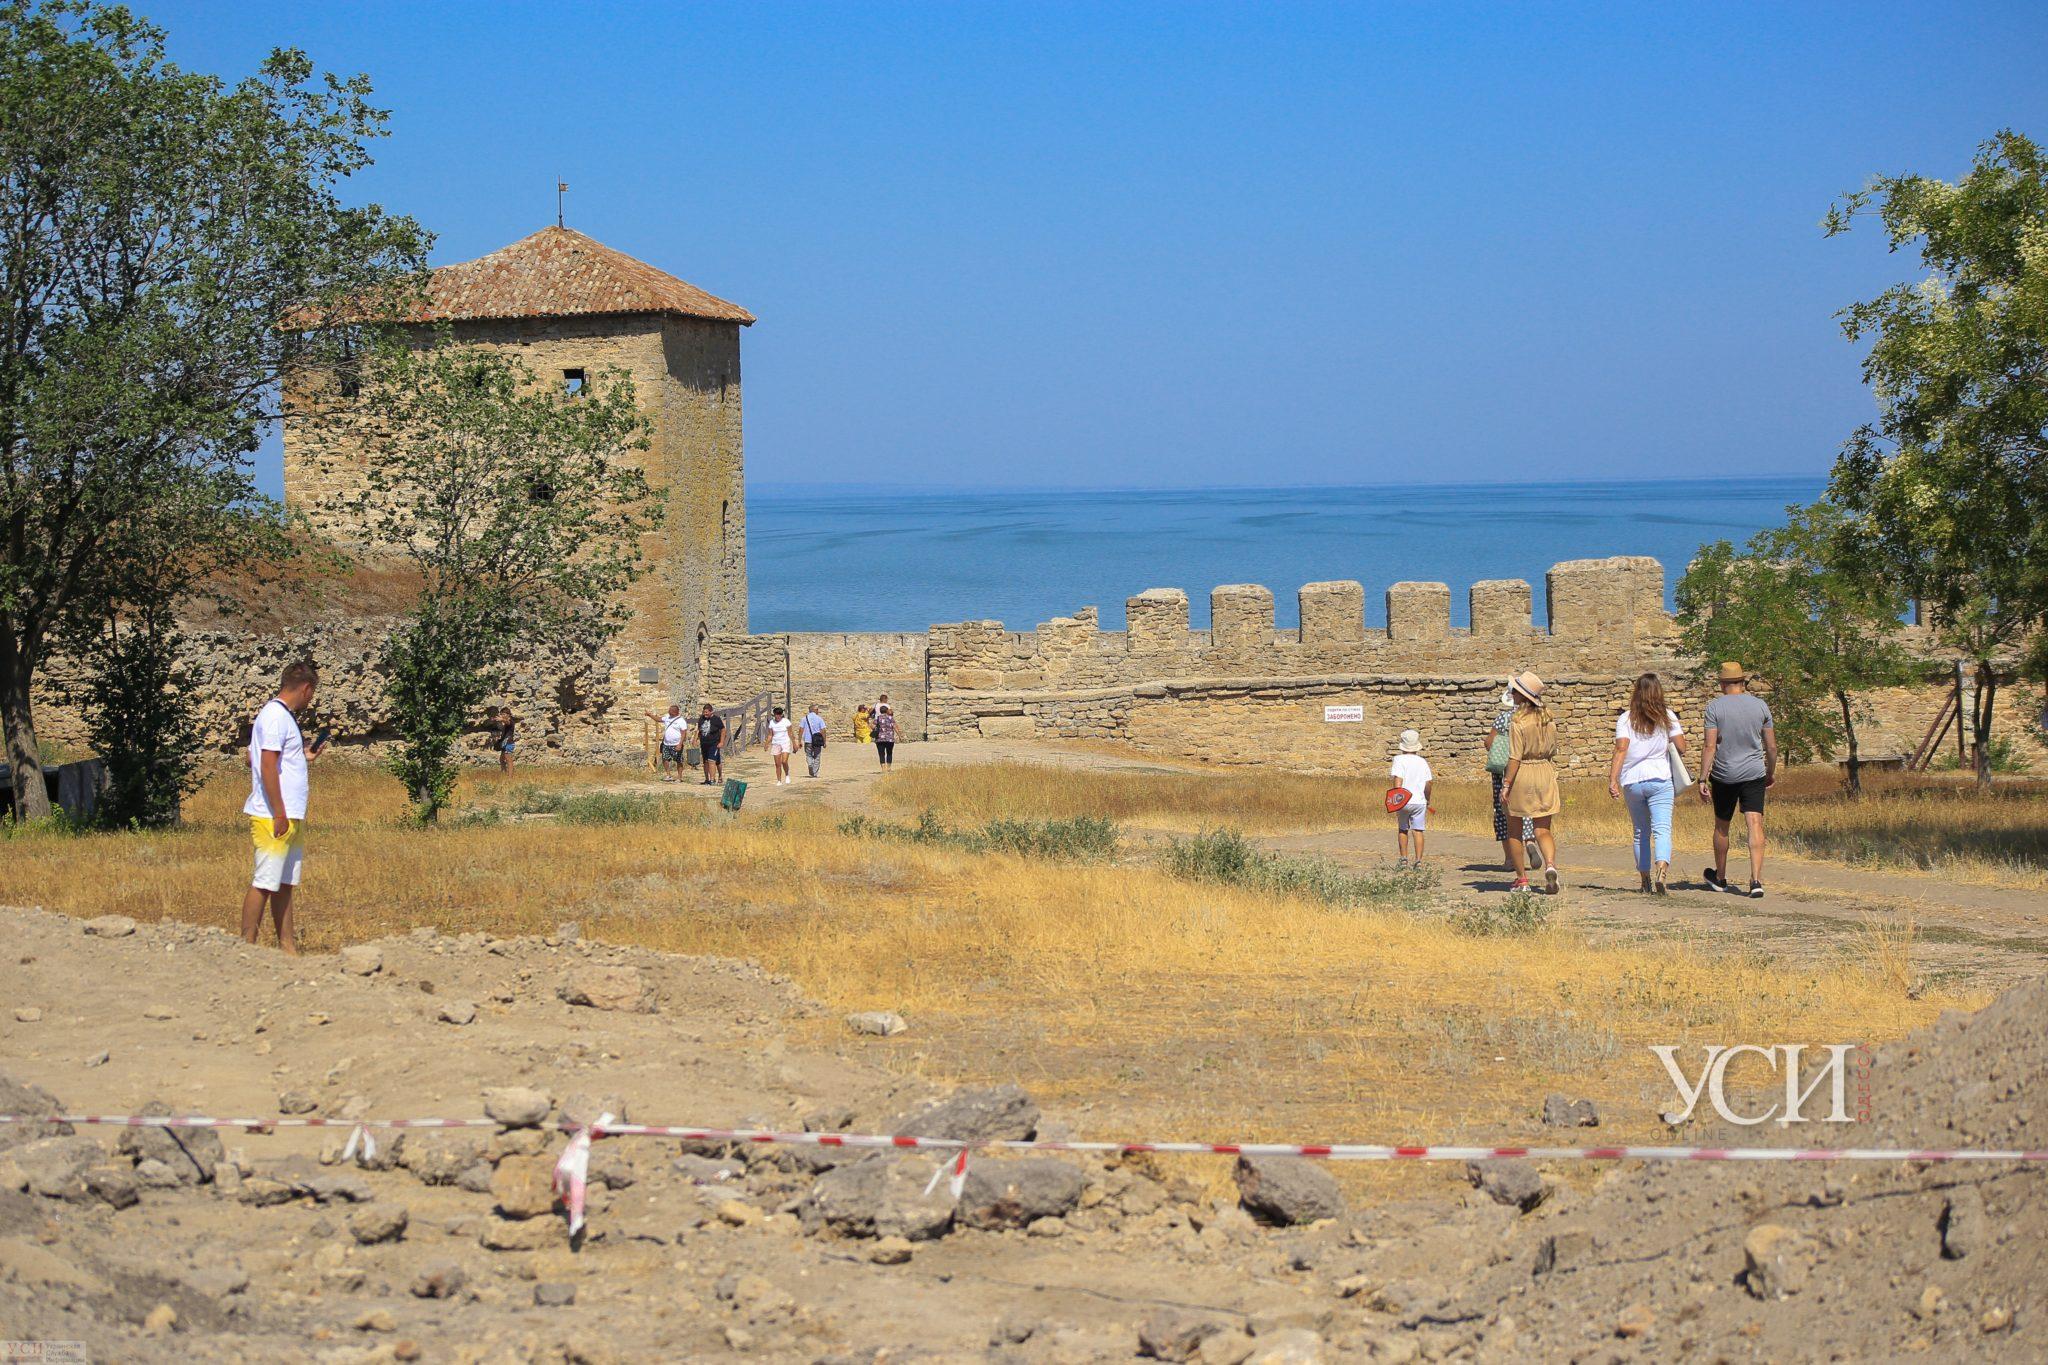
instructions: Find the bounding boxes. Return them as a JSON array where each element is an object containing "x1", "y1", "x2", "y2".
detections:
[{"x1": 696, "y1": 704, "x2": 726, "y2": 786}]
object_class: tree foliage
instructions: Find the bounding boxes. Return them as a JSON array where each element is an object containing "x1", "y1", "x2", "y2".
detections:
[
  {"x1": 338, "y1": 342, "x2": 663, "y2": 819},
  {"x1": 0, "y1": 0, "x2": 427, "y2": 817},
  {"x1": 1824, "y1": 129, "x2": 2048, "y2": 786},
  {"x1": 1677, "y1": 503, "x2": 1914, "y2": 793}
]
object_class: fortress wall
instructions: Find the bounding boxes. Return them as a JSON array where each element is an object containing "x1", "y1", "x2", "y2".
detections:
[
  {"x1": 29, "y1": 617, "x2": 636, "y2": 766},
  {"x1": 786, "y1": 632, "x2": 929, "y2": 740}
]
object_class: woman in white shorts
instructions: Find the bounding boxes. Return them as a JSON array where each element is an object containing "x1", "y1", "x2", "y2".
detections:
[{"x1": 767, "y1": 706, "x2": 794, "y2": 784}]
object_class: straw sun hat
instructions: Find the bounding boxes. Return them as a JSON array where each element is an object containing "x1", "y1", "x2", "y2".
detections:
[{"x1": 1508, "y1": 671, "x2": 1546, "y2": 707}]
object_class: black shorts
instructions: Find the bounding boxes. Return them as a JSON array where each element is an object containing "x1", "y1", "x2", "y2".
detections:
[
  {"x1": 701, "y1": 745, "x2": 721, "y2": 763},
  {"x1": 1711, "y1": 777, "x2": 1768, "y2": 820}
]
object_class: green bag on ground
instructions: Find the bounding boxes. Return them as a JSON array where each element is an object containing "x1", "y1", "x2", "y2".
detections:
[{"x1": 1485, "y1": 729, "x2": 1511, "y2": 776}]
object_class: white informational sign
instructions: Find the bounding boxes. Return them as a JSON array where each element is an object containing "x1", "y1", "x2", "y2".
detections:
[{"x1": 1323, "y1": 704, "x2": 1364, "y2": 723}]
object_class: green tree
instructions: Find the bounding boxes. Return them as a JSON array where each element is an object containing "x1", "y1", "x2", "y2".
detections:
[
  {"x1": 0, "y1": 0, "x2": 425, "y2": 818},
  {"x1": 1676, "y1": 503, "x2": 1915, "y2": 794},
  {"x1": 1824, "y1": 129, "x2": 2048, "y2": 789},
  {"x1": 339, "y1": 342, "x2": 662, "y2": 820},
  {"x1": 60, "y1": 478, "x2": 296, "y2": 827}
]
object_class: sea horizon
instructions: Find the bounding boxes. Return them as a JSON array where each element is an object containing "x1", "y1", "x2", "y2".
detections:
[{"x1": 748, "y1": 473, "x2": 1830, "y2": 635}]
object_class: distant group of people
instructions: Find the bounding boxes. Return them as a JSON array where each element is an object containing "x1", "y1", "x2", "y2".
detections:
[
  {"x1": 764, "y1": 695, "x2": 899, "y2": 784},
  {"x1": 1387, "y1": 661, "x2": 1776, "y2": 897}
]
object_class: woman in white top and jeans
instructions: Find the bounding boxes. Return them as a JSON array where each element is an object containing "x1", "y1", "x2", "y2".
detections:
[{"x1": 1607, "y1": 672, "x2": 1688, "y2": 895}]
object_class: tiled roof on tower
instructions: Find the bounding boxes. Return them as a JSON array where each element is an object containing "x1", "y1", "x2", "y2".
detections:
[{"x1": 399, "y1": 226, "x2": 754, "y2": 325}]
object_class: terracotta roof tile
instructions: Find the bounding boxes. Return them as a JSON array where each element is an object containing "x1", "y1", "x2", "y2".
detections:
[{"x1": 398, "y1": 226, "x2": 753, "y2": 326}]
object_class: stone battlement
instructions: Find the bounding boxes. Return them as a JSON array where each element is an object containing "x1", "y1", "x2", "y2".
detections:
[{"x1": 928, "y1": 557, "x2": 1678, "y2": 698}]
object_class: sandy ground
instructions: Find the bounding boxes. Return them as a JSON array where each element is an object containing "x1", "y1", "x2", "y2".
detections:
[{"x1": 1, "y1": 903, "x2": 2042, "y2": 1363}]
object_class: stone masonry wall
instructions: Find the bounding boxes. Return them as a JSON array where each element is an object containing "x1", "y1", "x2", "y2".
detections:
[
  {"x1": 30, "y1": 617, "x2": 635, "y2": 766},
  {"x1": 704, "y1": 632, "x2": 928, "y2": 740},
  {"x1": 282, "y1": 311, "x2": 745, "y2": 742}
]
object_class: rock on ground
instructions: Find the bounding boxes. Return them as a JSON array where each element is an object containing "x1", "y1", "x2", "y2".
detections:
[
  {"x1": 115, "y1": 1100, "x2": 223, "y2": 1185},
  {"x1": 1234, "y1": 1155, "x2": 1344, "y2": 1226},
  {"x1": 887, "y1": 1084, "x2": 1039, "y2": 1143},
  {"x1": 1465, "y1": 1159, "x2": 1548, "y2": 1212},
  {"x1": 556, "y1": 965, "x2": 654, "y2": 1013},
  {"x1": 803, "y1": 1157, "x2": 956, "y2": 1240},
  {"x1": 957, "y1": 1158, "x2": 1087, "y2": 1231},
  {"x1": 481, "y1": 1087, "x2": 550, "y2": 1128}
]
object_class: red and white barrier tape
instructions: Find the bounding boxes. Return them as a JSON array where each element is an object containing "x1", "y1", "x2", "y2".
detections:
[{"x1": 8, "y1": 1112, "x2": 2041, "y2": 1237}]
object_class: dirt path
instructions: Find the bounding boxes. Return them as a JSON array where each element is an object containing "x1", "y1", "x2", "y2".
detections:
[{"x1": 675, "y1": 738, "x2": 2048, "y2": 991}]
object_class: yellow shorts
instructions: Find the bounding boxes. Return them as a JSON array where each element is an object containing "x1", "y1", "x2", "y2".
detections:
[{"x1": 250, "y1": 817, "x2": 305, "y2": 892}]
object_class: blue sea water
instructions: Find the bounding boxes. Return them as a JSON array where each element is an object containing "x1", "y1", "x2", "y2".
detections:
[{"x1": 748, "y1": 476, "x2": 1828, "y2": 633}]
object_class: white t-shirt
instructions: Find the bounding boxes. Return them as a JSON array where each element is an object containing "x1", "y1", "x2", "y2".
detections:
[
  {"x1": 1388, "y1": 754, "x2": 1432, "y2": 809},
  {"x1": 660, "y1": 714, "x2": 688, "y2": 747},
  {"x1": 768, "y1": 717, "x2": 793, "y2": 751},
  {"x1": 1615, "y1": 709, "x2": 1684, "y2": 786},
  {"x1": 243, "y1": 698, "x2": 309, "y2": 821}
]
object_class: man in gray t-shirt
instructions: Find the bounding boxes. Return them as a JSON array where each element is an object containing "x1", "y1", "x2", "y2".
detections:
[{"x1": 1697, "y1": 662, "x2": 1777, "y2": 897}]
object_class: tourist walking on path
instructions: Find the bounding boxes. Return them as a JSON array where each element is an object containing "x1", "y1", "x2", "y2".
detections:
[
  {"x1": 873, "y1": 702, "x2": 898, "y2": 768},
  {"x1": 649, "y1": 704, "x2": 688, "y2": 782},
  {"x1": 1608, "y1": 672, "x2": 1687, "y2": 895},
  {"x1": 802, "y1": 705, "x2": 827, "y2": 778},
  {"x1": 1388, "y1": 728, "x2": 1433, "y2": 868},
  {"x1": 696, "y1": 704, "x2": 726, "y2": 787},
  {"x1": 1697, "y1": 661, "x2": 1776, "y2": 898},
  {"x1": 1499, "y1": 671, "x2": 1561, "y2": 894},
  {"x1": 768, "y1": 706, "x2": 794, "y2": 784},
  {"x1": 853, "y1": 703, "x2": 873, "y2": 746},
  {"x1": 1486, "y1": 684, "x2": 1539, "y2": 873},
  {"x1": 492, "y1": 706, "x2": 517, "y2": 774},
  {"x1": 240, "y1": 661, "x2": 323, "y2": 955}
]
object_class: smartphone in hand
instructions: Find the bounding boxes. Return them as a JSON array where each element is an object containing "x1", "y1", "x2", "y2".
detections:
[{"x1": 313, "y1": 728, "x2": 332, "y2": 754}]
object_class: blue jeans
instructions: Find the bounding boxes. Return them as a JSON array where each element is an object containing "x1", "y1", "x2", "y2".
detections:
[{"x1": 1623, "y1": 778, "x2": 1674, "y2": 871}]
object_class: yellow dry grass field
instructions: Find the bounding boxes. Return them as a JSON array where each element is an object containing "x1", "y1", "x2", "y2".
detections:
[
  {"x1": 880, "y1": 760, "x2": 2048, "y2": 886},
  {"x1": 0, "y1": 760, "x2": 1974, "y2": 1198}
]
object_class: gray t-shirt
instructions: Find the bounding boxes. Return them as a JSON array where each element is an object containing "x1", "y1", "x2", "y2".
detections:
[{"x1": 1703, "y1": 691, "x2": 1773, "y2": 782}]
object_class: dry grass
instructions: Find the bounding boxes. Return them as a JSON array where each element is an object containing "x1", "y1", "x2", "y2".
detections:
[
  {"x1": 0, "y1": 757, "x2": 1976, "y2": 1198},
  {"x1": 880, "y1": 761, "x2": 2048, "y2": 886}
]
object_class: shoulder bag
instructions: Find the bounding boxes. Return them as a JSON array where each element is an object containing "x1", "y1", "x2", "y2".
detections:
[
  {"x1": 1667, "y1": 717, "x2": 1692, "y2": 791},
  {"x1": 1485, "y1": 719, "x2": 1512, "y2": 776}
]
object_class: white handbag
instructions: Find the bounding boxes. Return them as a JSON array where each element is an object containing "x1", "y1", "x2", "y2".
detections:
[{"x1": 1668, "y1": 726, "x2": 1693, "y2": 791}]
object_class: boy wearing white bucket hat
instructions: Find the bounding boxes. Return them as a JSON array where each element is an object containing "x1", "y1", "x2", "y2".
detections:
[{"x1": 1388, "y1": 728, "x2": 1433, "y2": 867}]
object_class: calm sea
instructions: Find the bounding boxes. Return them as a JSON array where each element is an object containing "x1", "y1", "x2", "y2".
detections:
[{"x1": 748, "y1": 476, "x2": 1828, "y2": 634}]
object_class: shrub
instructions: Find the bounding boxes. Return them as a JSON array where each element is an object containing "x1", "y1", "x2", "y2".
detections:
[
  {"x1": 1450, "y1": 889, "x2": 1553, "y2": 937},
  {"x1": 837, "y1": 811, "x2": 1120, "y2": 860},
  {"x1": 1159, "y1": 828, "x2": 1437, "y2": 908},
  {"x1": 499, "y1": 786, "x2": 681, "y2": 826}
]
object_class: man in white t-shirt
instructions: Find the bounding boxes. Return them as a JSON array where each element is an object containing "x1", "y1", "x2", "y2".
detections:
[
  {"x1": 648, "y1": 704, "x2": 689, "y2": 782},
  {"x1": 240, "y1": 660, "x2": 323, "y2": 954},
  {"x1": 1388, "y1": 729, "x2": 1434, "y2": 867}
]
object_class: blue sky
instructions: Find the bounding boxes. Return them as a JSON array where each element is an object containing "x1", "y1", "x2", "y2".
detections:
[{"x1": 146, "y1": 2, "x2": 2048, "y2": 493}]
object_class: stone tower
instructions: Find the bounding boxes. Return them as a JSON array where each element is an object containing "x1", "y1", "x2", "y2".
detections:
[{"x1": 282, "y1": 226, "x2": 752, "y2": 724}]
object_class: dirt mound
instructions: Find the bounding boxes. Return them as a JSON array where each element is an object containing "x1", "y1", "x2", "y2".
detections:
[{"x1": 0, "y1": 903, "x2": 2039, "y2": 1362}]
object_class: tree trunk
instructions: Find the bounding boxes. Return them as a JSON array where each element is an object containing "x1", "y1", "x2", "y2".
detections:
[
  {"x1": 1838, "y1": 691, "x2": 1861, "y2": 796},
  {"x1": 1973, "y1": 661, "x2": 1998, "y2": 793},
  {"x1": 0, "y1": 636, "x2": 54, "y2": 820}
]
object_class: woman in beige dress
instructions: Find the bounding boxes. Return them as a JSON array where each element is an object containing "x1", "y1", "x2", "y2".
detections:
[{"x1": 1500, "y1": 670, "x2": 1561, "y2": 894}]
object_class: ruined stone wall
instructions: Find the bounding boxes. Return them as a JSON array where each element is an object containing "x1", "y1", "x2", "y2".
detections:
[
  {"x1": 704, "y1": 632, "x2": 928, "y2": 740},
  {"x1": 281, "y1": 311, "x2": 745, "y2": 744},
  {"x1": 30, "y1": 618, "x2": 635, "y2": 766}
]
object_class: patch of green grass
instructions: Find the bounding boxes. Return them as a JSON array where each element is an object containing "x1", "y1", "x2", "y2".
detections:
[
  {"x1": 496, "y1": 786, "x2": 689, "y2": 826},
  {"x1": 838, "y1": 810, "x2": 1121, "y2": 860},
  {"x1": 1450, "y1": 888, "x2": 1554, "y2": 937},
  {"x1": 1156, "y1": 827, "x2": 1437, "y2": 908}
]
